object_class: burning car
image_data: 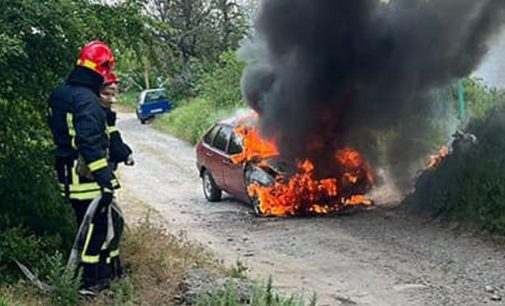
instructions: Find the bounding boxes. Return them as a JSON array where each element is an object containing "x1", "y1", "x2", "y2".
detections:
[{"x1": 196, "y1": 113, "x2": 375, "y2": 217}]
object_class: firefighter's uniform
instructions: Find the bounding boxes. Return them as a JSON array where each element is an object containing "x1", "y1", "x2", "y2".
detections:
[
  {"x1": 105, "y1": 108, "x2": 133, "y2": 170},
  {"x1": 48, "y1": 65, "x2": 122, "y2": 289}
]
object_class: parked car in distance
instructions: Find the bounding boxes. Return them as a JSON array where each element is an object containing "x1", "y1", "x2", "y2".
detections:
[
  {"x1": 136, "y1": 88, "x2": 173, "y2": 124},
  {"x1": 195, "y1": 120, "x2": 287, "y2": 215}
]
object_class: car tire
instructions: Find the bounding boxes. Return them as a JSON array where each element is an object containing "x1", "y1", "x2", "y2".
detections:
[
  {"x1": 250, "y1": 195, "x2": 263, "y2": 216},
  {"x1": 140, "y1": 118, "x2": 146, "y2": 124},
  {"x1": 202, "y1": 170, "x2": 222, "y2": 202}
]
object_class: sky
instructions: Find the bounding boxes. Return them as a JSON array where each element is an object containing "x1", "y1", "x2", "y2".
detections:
[{"x1": 474, "y1": 27, "x2": 505, "y2": 88}]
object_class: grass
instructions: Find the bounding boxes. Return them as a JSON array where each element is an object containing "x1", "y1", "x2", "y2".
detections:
[
  {"x1": 195, "y1": 277, "x2": 317, "y2": 306},
  {"x1": 154, "y1": 97, "x2": 242, "y2": 144},
  {"x1": 118, "y1": 90, "x2": 140, "y2": 111}
]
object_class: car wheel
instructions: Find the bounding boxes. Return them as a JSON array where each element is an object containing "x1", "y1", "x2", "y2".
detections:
[
  {"x1": 140, "y1": 118, "x2": 146, "y2": 124},
  {"x1": 202, "y1": 170, "x2": 222, "y2": 202},
  {"x1": 250, "y1": 195, "x2": 263, "y2": 216}
]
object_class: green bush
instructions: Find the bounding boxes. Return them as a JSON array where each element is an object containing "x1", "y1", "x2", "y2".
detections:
[
  {"x1": 196, "y1": 51, "x2": 246, "y2": 108},
  {"x1": 0, "y1": 227, "x2": 51, "y2": 283},
  {"x1": 462, "y1": 78, "x2": 505, "y2": 119},
  {"x1": 0, "y1": 99, "x2": 76, "y2": 282},
  {"x1": 407, "y1": 101, "x2": 505, "y2": 234}
]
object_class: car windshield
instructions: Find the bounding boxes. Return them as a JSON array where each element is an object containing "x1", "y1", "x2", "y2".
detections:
[{"x1": 144, "y1": 90, "x2": 168, "y2": 104}]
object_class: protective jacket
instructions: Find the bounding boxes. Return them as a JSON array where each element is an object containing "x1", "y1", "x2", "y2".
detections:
[
  {"x1": 49, "y1": 67, "x2": 119, "y2": 201},
  {"x1": 105, "y1": 108, "x2": 133, "y2": 169}
]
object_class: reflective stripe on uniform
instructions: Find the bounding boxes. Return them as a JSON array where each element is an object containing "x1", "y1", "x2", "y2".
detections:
[
  {"x1": 88, "y1": 158, "x2": 108, "y2": 172},
  {"x1": 70, "y1": 190, "x2": 102, "y2": 201},
  {"x1": 66, "y1": 113, "x2": 77, "y2": 149},
  {"x1": 81, "y1": 224, "x2": 100, "y2": 264},
  {"x1": 70, "y1": 182, "x2": 100, "y2": 192},
  {"x1": 82, "y1": 255, "x2": 100, "y2": 264},
  {"x1": 110, "y1": 249, "x2": 119, "y2": 257},
  {"x1": 112, "y1": 179, "x2": 120, "y2": 188},
  {"x1": 66, "y1": 113, "x2": 76, "y2": 137},
  {"x1": 107, "y1": 126, "x2": 119, "y2": 134}
]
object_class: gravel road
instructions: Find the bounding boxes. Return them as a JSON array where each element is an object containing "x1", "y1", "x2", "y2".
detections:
[{"x1": 117, "y1": 112, "x2": 505, "y2": 306}]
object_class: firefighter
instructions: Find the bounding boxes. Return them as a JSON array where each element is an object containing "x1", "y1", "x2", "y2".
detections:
[
  {"x1": 100, "y1": 72, "x2": 134, "y2": 169},
  {"x1": 48, "y1": 41, "x2": 121, "y2": 292}
]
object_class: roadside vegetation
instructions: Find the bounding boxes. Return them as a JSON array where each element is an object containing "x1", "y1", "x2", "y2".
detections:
[
  {"x1": 407, "y1": 79, "x2": 505, "y2": 234},
  {"x1": 153, "y1": 51, "x2": 246, "y2": 144}
]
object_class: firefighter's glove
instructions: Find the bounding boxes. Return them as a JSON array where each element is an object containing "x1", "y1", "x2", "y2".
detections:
[
  {"x1": 98, "y1": 188, "x2": 114, "y2": 211},
  {"x1": 125, "y1": 155, "x2": 135, "y2": 166},
  {"x1": 106, "y1": 110, "x2": 117, "y2": 126}
]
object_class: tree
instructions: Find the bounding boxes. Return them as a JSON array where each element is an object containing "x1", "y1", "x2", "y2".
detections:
[{"x1": 133, "y1": 0, "x2": 247, "y2": 96}]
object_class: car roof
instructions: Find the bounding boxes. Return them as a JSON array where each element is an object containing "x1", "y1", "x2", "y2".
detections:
[
  {"x1": 218, "y1": 118, "x2": 240, "y2": 128},
  {"x1": 141, "y1": 88, "x2": 166, "y2": 94},
  {"x1": 217, "y1": 109, "x2": 257, "y2": 128}
]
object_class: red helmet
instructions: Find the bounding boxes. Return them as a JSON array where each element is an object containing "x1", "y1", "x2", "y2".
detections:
[
  {"x1": 104, "y1": 72, "x2": 119, "y2": 86},
  {"x1": 76, "y1": 41, "x2": 115, "y2": 77}
]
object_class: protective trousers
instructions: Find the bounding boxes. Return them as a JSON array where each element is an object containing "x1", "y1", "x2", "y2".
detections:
[{"x1": 71, "y1": 200, "x2": 123, "y2": 288}]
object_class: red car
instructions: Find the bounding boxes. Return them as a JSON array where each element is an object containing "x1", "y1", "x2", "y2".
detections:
[{"x1": 196, "y1": 121, "x2": 283, "y2": 215}]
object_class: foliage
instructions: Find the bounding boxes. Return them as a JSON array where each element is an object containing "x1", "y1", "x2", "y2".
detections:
[
  {"x1": 196, "y1": 51, "x2": 246, "y2": 107},
  {"x1": 113, "y1": 215, "x2": 218, "y2": 304},
  {"x1": 0, "y1": 227, "x2": 51, "y2": 283},
  {"x1": 113, "y1": 0, "x2": 247, "y2": 98},
  {"x1": 461, "y1": 78, "x2": 505, "y2": 119},
  {"x1": 154, "y1": 98, "x2": 235, "y2": 144},
  {"x1": 45, "y1": 253, "x2": 81, "y2": 306},
  {"x1": 196, "y1": 277, "x2": 314, "y2": 306},
  {"x1": 154, "y1": 50, "x2": 246, "y2": 144},
  {"x1": 407, "y1": 98, "x2": 505, "y2": 234}
]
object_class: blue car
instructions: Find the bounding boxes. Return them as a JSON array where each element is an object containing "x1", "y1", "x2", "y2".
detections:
[{"x1": 136, "y1": 88, "x2": 173, "y2": 124}]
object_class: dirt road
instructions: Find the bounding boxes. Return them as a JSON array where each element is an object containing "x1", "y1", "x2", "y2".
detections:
[{"x1": 117, "y1": 112, "x2": 505, "y2": 306}]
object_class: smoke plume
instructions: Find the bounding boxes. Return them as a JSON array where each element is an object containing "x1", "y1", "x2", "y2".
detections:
[{"x1": 240, "y1": 0, "x2": 505, "y2": 188}]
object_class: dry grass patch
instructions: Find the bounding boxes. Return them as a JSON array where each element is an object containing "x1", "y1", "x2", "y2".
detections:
[{"x1": 112, "y1": 215, "x2": 221, "y2": 304}]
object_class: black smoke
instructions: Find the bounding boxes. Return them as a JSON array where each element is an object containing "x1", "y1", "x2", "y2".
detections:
[{"x1": 241, "y1": 0, "x2": 505, "y2": 188}]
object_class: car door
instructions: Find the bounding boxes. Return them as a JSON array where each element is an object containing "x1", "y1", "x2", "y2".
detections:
[
  {"x1": 223, "y1": 131, "x2": 249, "y2": 202},
  {"x1": 198, "y1": 124, "x2": 220, "y2": 170},
  {"x1": 207, "y1": 125, "x2": 232, "y2": 188}
]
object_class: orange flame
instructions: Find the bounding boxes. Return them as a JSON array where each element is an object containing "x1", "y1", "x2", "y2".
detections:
[
  {"x1": 231, "y1": 125, "x2": 279, "y2": 164},
  {"x1": 230, "y1": 121, "x2": 374, "y2": 217},
  {"x1": 426, "y1": 145, "x2": 449, "y2": 169}
]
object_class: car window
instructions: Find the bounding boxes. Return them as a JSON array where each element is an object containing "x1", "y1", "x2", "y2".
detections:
[
  {"x1": 212, "y1": 126, "x2": 231, "y2": 152},
  {"x1": 203, "y1": 125, "x2": 220, "y2": 145},
  {"x1": 144, "y1": 90, "x2": 168, "y2": 104},
  {"x1": 228, "y1": 132, "x2": 243, "y2": 155}
]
